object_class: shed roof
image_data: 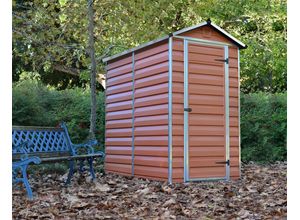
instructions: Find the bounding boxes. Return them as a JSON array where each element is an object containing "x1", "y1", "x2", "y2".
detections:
[{"x1": 103, "y1": 20, "x2": 246, "y2": 63}]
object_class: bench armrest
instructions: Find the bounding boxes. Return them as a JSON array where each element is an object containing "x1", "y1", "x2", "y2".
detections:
[
  {"x1": 13, "y1": 156, "x2": 41, "y2": 168},
  {"x1": 13, "y1": 142, "x2": 31, "y2": 160},
  {"x1": 71, "y1": 139, "x2": 98, "y2": 155}
]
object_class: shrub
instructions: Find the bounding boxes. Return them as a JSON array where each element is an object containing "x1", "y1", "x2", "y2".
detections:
[
  {"x1": 240, "y1": 92, "x2": 287, "y2": 162},
  {"x1": 12, "y1": 79, "x2": 105, "y2": 147}
]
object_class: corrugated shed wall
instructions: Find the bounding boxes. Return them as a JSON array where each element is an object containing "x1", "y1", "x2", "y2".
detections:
[
  {"x1": 228, "y1": 47, "x2": 240, "y2": 179},
  {"x1": 172, "y1": 38, "x2": 185, "y2": 182},
  {"x1": 133, "y1": 41, "x2": 169, "y2": 180},
  {"x1": 105, "y1": 54, "x2": 133, "y2": 175},
  {"x1": 105, "y1": 41, "x2": 170, "y2": 181}
]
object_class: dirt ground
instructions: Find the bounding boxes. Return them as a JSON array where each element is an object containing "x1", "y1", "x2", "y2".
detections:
[{"x1": 12, "y1": 162, "x2": 287, "y2": 219}]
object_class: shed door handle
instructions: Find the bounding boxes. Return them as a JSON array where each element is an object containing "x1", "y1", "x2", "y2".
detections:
[
  {"x1": 215, "y1": 58, "x2": 229, "y2": 64},
  {"x1": 215, "y1": 160, "x2": 230, "y2": 165},
  {"x1": 184, "y1": 107, "x2": 192, "y2": 112}
]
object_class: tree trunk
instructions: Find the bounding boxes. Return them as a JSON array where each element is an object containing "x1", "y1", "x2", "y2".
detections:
[{"x1": 88, "y1": 0, "x2": 96, "y2": 139}]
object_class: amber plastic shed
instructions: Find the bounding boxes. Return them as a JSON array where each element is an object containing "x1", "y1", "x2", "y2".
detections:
[{"x1": 102, "y1": 20, "x2": 246, "y2": 183}]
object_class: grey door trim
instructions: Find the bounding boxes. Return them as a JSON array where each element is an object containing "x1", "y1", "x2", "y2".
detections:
[
  {"x1": 183, "y1": 39, "x2": 189, "y2": 182},
  {"x1": 183, "y1": 39, "x2": 230, "y2": 182},
  {"x1": 224, "y1": 45, "x2": 230, "y2": 181}
]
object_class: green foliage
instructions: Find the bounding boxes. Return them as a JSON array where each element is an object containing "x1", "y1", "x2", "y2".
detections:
[
  {"x1": 13, "y1": 0, "x2": 286, "y2": 93},
  {"x1": 12, "y1": 78, "x2": 105, "y2": 146},
  {"x1": 241, "y1": 92, "x2": 287, "y2": 162}
]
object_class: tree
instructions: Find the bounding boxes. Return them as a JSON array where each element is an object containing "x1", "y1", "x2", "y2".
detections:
[{"x1": 87, "y1": 0, "x2": 96, "y2": 138}]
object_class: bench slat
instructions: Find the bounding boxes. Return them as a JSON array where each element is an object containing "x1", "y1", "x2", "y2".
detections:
[
  {"x1": 12, "y1": 151, "x2": 71, "y2": 161},
  {"x1": 40, "y1": 153, "x2": 104, "y2": 162}
]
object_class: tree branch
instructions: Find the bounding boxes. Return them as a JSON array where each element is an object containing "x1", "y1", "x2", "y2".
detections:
[{"x1": 52, "y1": 64, "x2": 80, "y2": 76}]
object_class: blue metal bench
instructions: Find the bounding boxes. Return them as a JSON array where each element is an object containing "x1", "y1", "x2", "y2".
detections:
[{"x1": 12, "y1": 122, "x2": 105, "y2": 199}]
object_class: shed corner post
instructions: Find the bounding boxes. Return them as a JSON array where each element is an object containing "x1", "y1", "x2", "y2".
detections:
[{"x1": 168, "y1": 36, "x2": 173, "y2": 184}]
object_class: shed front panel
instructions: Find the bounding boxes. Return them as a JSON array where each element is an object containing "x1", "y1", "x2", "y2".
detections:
[{"x1": 172, "y1": 26, "x2": 240, "y2": 182}]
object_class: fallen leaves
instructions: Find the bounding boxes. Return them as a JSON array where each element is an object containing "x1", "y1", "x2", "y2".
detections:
[
  {"x1": 137, "y1": 187, "x2": 150, "y2": 196},
  {"x1": 12, "y1": 162, "x2": 287, "y2": 219},
  {"x1": 94, "y1": 183, "x2": 111, "y2": 192},
  {"x1": 161, "y1": 185, "x2": 172, "y2": 194},
  {"x1": 163, "y1": 198, "x2": 176, "y2": 207}
]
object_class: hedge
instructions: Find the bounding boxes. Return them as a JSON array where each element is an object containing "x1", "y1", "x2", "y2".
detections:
[
  {"x1": 12, "y1": 79, "x2": 105, "y2": 147},
  {"x1": 240, "y1": 92, "x2": 287, "y2": 162},
  {"x1": 12, "y1": 79, "x2": 286, "y2": 162}
]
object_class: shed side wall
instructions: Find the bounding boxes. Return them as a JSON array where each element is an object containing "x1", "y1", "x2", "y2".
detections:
[
  {"x1": 105, "y1": 54, "x2": 133, "y2": 176},
  {"x1": 105, "y1": 41, "x2": 170, "y2": 180},
  {"x1": 133, "y1": 41, "x2": 169, "y2": 180}
]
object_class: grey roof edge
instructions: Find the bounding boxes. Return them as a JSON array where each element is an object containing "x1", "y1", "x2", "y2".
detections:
[
  {"x1": 210, "y1": 23, "x2": 246, "y2": 49},
  {"x1": 102, "y1": 21, "x2": 246, "y2": 63},
  {"x1": 102, "y1": 35, "x2": 170, "y2": 63},
  {"x1": 172, "y1": 21, "x2": 207, "y2": 36}
]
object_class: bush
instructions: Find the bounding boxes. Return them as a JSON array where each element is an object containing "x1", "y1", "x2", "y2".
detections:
[
  {"x1": 12, "y1": 79, "x2": 105, "y2": 147},
  {"x1": 241, "y1": 92, "x2": 287, "y2": 162}
]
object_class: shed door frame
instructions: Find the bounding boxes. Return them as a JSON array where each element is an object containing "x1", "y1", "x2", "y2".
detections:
[{"x1": 177, "y1": 36, "x2": 230, "y2": 182}]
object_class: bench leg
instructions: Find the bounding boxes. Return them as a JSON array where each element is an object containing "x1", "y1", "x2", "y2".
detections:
[
  {"x1": 65, "y1": 160, "x2": 75, "y2": 185},
  {"x1": 87, "y1": 157, "x2": 96, "y2": 180},
  {"x1": 79, "y1": 159, "x2": 85, "y2": 173},
  {"x1": 21, "y1": 164, "x2": 34, "y2": 200},
  {"x1": 13, "y1": 164, "x2": 34, "y2": 200},
  {"x1": 12, "y1": 157, "x2": 40, "y2": 200}
]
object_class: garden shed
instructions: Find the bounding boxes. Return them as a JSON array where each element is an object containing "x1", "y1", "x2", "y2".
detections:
[{"x1": 102, "y1": 20, "x2": 246, "y2": 183}]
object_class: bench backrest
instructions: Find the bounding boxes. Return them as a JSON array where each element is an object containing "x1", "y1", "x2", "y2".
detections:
[{"x1": 12, "y1": 123, "x2": 73, "y2": 155}]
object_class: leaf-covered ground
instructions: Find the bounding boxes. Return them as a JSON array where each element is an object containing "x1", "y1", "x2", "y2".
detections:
[{"x1": 12, "y1": 162, "x2": 287, "y2": 219}]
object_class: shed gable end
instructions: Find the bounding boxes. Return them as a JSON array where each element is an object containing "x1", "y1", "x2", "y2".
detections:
[{"x1": 178, "y1": 25, "x2": 238, "y2": 47}]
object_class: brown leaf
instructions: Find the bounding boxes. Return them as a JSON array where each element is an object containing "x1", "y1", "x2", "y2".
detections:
[
  {"x1": 94, "y1": 183, "x2": 111, "y2": 192},
  {"x1": 107, "y1": 180, "x2": 117, "y2": 185},
  {"x1": 162, "y1": 185, "x2": 172, "y2": 194},
  {"x1": 137, "y1": 187, "x2": 150, "y2": 195},
  {"x1": 238, "y1": 209, "x2": 250, "y2": 219},
  {"x1": 163, "y1": 198, "x2": 176, "y2": 207}
]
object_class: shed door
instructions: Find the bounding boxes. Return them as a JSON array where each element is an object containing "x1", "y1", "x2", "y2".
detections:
[{"x1": 183, "y1": 39, "x2": 230, "y2": 182}]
